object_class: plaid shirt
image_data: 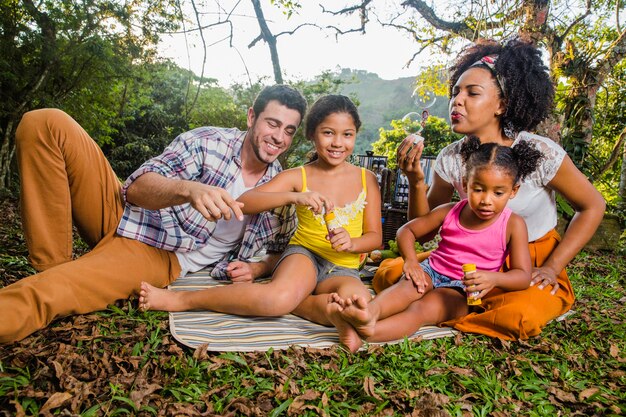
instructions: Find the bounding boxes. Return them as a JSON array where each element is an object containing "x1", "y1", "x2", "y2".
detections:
[{"x1": 117, "y1": 126, "x2": 297, "y2": 279}]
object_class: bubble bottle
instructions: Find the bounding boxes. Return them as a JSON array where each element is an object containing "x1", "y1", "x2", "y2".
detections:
[{"x1": 462, "y1": 263, "x2": 482, "y2": 306}]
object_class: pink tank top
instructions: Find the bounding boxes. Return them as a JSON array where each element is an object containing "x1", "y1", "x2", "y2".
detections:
[{"x1": 428, "y1": 200, "x2": 512, "y2": 280}]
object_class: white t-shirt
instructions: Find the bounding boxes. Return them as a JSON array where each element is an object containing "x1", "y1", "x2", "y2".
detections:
[
  {"x1": 176, "y1": 175, "x2": 251, "y2": 276},
  {"x1": 434, "y1": 131, "x2": 566, "y2": 242}
]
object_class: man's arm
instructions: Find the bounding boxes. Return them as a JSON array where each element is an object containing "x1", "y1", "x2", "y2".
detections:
[{"x1": 126, "y1": 172, "x2": 244, "y2": 221}]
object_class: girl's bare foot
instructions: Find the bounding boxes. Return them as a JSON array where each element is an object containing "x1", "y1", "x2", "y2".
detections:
[
  {"x1": 340, "y1": 295, "x2": 377, "y2": 339},
  {"x1": 139, "y1": 281, "x2": 187, "y2": 312},
  {"x1": 326, "y1": 298, "x2": 363, "y2": 353}
]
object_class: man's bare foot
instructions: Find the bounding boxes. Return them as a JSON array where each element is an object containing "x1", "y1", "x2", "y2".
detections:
[
  {"x1": 326, "y1": 299, "x2": 363, "y2": 353},
  {"x1": 139, "y1": 281, "x2": 187, "y2": 312},
  {"x1": 340, "y1": 295, "x2": 377, "y2": 339}
]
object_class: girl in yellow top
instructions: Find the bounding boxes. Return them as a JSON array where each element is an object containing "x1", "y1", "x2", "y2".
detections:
[{"x1": 139, "y1": 95, "x2": 382, "y2": 350}]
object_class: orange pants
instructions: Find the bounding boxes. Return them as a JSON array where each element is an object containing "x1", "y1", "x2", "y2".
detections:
[
  {"x1": 372, "y1": 229, "x2": 575, "y2": 340},
  {"x1": 0, "y1": 109, "x2": 180, "y2": 343}
]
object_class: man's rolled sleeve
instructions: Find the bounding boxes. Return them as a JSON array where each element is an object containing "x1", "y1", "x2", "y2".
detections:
[
  {"x1": 265, "y1": 205, "x2": 297, "y2": 253},
  {"x1": 121, "y1": 132, "x2": 203, "y2": 202}
]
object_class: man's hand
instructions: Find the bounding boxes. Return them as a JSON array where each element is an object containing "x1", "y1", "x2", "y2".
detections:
[
  {"x1": 186, "y1": 182, "x2": 245, "y2": 222},
  {"x1": 226, "y1": 261, "x2": 255, "y2": 283}
]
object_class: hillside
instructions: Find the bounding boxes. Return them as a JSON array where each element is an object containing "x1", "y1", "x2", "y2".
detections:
[{"x1": 336, "y1": 69, "x2": 449, "y2": 154}]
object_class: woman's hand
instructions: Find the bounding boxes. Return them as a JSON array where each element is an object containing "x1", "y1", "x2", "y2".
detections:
[
  {"x1": 530, "y1": 266, "x2": 560, "y2": 295},
  {"x1": 327, "y1": 227, "x2": 354, "y2": 252},
  {"x1": 396, "y1": 135, "x2": 425, "y2": 184},
  {"x1": 402, "y1": 259, "x2": 428, "y2": 294},
  {"x1": 294, "y1": 191, "x2": 333, "y2": 214}
]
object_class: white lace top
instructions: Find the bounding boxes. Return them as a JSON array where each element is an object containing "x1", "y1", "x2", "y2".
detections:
[{"x1": 435, "y1": 131, "x2": 566, "y2": 241}]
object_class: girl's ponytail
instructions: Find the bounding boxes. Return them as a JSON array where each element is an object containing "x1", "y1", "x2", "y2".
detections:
[{"x1": 512, "y1": 140, "x2": 543, "y2": 182}]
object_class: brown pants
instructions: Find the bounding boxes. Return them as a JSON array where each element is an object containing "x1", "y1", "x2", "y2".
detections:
[
  {"x1": 372, "y1": 229, "x2": 575, "y2": 340},
  {"x1": 0, "y1": 109, "x2": 180, "y2": 343}
]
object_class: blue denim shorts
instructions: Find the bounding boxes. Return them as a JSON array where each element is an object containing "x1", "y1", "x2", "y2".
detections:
[
  {"x1": 274, "y1": 245, "x2": 361, "y2": 283},
  {"x1": 420, "y1": 258, "x2": 465, "y2": 290}
]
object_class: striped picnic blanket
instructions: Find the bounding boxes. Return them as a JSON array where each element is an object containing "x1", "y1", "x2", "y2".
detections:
[{"x1": 168, "y1": 267, "x2": 458, "y2": 351}]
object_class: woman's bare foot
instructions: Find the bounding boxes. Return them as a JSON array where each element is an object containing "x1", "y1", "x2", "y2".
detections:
[
  {"x1": 326, "y1": 294, "x2": 363, "y2": 353},
  {"x1": 139, "y1": 282, "x2": 187, "y2": 312},
  {"x1": 340, "y1": 295, "x2": 377, "y2": 339}
]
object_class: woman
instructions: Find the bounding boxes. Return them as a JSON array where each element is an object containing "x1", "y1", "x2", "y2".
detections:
[{"x1": 391, "y1": 38, "x2": 605, "y2": 340}]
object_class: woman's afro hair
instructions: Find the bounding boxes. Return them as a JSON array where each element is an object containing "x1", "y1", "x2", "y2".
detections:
[{"x1": 449, "y1": 38, "x2": 554, "y2": 133}]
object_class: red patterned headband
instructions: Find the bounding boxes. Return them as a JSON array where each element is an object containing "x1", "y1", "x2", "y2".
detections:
[{"x1": 471, "y1": 55, "x2": 506, "y2": 96}]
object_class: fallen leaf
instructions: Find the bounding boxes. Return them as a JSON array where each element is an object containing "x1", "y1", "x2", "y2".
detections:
[
  {"x1": 129, "y1": 383, "x2": 162, "y2": 405},
  {"x1": 449, "y1": 366, "x2": 474, "y2": 376},
  {"x1": 40, "y1": 392, "x2": 73, "y2": 413},
  {"x1": 610, "y1": 344, "x2": 619, "y2": 358},
  {"x1": 548, "y1": 386, "x2": 576, "y2": 403},
  {"x1": 587, "y1": 347, "x2": 599, "y2": 358},
  {"x1": 363, "y1": 376, "x2": 382, "y2": 400},
  {"x1": 579, "y1": 387, "x2": 599, "y2": 400},
  {"x1": 9, "y1": 400, "x2": 26, "y2": 417}
]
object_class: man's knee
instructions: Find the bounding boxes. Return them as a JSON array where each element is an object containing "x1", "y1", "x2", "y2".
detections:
[
  {"x1": 0, "y1": 278, "x2": 52, "y2": 343},
  {"x1": 16, "y1": 108, "x2": 69, "y2": 145}
]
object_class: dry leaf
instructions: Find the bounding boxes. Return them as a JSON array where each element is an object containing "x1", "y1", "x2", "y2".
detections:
[
  {"x1": 363, "y1": 376, "x2": 382, "y2": 400},
  {"x1": 579, "y1": 387, "x2": 599, "y2": 400},
  {"x1": 548, "y1": 386, "x2": 576, "y2": 403},
  {"x1": 39, "y1": 392, "x2": 72, "y2": 413}
]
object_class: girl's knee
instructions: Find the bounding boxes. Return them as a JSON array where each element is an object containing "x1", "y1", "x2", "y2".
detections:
[{"x1": 258, "y1": 287, "x2": 305, "y2": 316}]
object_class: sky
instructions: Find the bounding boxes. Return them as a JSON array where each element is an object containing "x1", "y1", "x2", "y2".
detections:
[{"x1": 158, "y1": 1, "x2": 441, "y2": 88}]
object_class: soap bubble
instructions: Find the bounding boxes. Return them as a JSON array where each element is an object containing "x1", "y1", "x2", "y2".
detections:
[
  {"x1": 412, "y1": 87, "x2": 437, "y2": 109},
  {"x1": 401, "y1": 112, "x2": 423, "y2": 135}
]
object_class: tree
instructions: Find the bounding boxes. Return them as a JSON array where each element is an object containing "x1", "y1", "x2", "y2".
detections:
[
  {"x1": 324, "y1": 0, "x2": 625, "y2": 212},
  {"x1": 183, "y1": 0, "x2": 317, "y2": 86},
  {"x1": 0, "y1": 0, "x2": 180, "y2": 190},
  {"x1": 106, "y1": 61, "x2": 244, "y2": 180}
]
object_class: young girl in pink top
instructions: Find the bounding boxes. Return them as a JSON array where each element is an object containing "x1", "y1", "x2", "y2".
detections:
[{"x1": 331, "y1": 135, "x2": 543, "y2": 351}]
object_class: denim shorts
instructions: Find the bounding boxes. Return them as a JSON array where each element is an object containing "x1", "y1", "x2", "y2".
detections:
[
  {"x1": 420, "y1": 258, "x2": 465, "y2": 290},
  {"x1": 274, "y1": 245, "x2": 361, "y2": 283}
]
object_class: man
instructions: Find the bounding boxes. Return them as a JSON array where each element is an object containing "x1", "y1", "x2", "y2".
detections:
[{"x1": 0, "y1": 84, "x2": 307, "y2": 343}]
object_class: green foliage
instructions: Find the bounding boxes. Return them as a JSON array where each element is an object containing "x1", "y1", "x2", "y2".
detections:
[
  {"x1": 103, "y1": 61, "x2": 244, "y2": 179},
  {"x1": 0, "y1": 0, "x2": 181, "y2": 188},
  {"x1": 586, "y1": 60, "x2": 626, "y2": 212},
  {"x1": 335, "y1": 68, "x2": 450, "y2": 157},
  {"x1": 372, "y1": 116, "x2": 460, "y2": 170}
]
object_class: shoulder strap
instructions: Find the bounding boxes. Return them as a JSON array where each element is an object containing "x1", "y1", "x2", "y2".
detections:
[
  {"x1": 300, "y1": 166, "x2": 307, "y2": 192},
  {"x1": 361, "y1": 167, "x2": 367, "y2": 192}
]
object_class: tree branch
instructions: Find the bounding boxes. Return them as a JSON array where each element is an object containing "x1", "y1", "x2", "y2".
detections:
[
  {"x1": 250, "y1": 0, "x2": 283, "y2": 84},
  {"x1": 321, "y1": 0, "x2": 373, "y2": 35}
]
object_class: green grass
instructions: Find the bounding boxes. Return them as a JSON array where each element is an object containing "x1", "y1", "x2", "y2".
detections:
[{"x1": 0, "y1": 194, "x2": 625, "y2": 416}]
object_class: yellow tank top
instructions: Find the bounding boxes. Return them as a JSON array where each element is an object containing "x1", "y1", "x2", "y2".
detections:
[{"x1": 289, "y1": 166, "x2": 367, "y2": 268}]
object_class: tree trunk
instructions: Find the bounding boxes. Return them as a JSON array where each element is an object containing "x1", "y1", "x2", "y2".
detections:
[
  {"x1": 617, "y1": 141, "x2": 626, "y2": 213},
  {"x1": 0, "y1": 120, "x2": 16, "y2": 190}
]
